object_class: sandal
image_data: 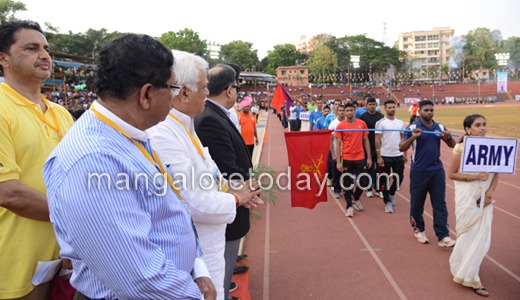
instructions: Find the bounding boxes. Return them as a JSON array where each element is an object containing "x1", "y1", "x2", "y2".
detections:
[{"x1": 473, "y1": 287, "x2": 489, "y2": 297}]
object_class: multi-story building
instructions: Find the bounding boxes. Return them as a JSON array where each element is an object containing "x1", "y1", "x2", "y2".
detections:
[
  {"x1": 292, "y1": 35, "x2": 314, "y2": 53},
  {"x1": 276, "y1": 66, "x2": 309, "y2": 87},
  {"x1": 398, "y1": 27, "x2": 454, "y2": 75},
  {"x1": 207, "y1": 43, "x2": 221, "y2": 60}
]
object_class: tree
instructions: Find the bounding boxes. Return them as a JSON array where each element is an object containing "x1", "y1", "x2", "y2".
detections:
[
  {"x1": 463, "y1": 28, "x2": 502, "y2": 69},
  {"x1": 0, "y1": 0, "x2": 26, "y2": 23},
  {"x1": 307, "y1": 45, "x2": 337, "y2": 82},
  {"x1": 263, "y1": 43, "x2": 304, "y2": 75},
  {"x1": 441, "y1": 63, "x2": 449, "y2": 78},
  {"x1": 426, "y1": 66, "x2": 437, "y2": 79},
  {"x1": 158, "y1": 28, "x2": 207, "y2": 57},
  {"x1": 500, "y1": 36, "x2": 520, "y2": 70},
  {"x1": 219, "y1": 40, "x2": 259, "y2": 71},
  {"x1": 45, "y1": 27, "x2": 123, "y2": 58}
]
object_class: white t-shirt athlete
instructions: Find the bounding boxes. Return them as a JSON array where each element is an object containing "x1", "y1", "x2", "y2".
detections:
[{"x1": 375, "y1": 117, "x2": 406, "y2": 157}]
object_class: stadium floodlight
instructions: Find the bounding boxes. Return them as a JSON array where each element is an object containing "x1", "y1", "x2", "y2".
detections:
[{"x1": 495, "y1": 53, "x2": 510, "y2": 66}]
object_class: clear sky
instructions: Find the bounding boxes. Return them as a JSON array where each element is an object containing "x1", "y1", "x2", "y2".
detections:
[{"x1": 17, "y1": 0, "x2": 520, "y2": 59}]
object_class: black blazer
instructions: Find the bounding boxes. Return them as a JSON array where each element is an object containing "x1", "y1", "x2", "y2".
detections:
[{"x1": 194, "y1": 100, "x2": 252, "y2": 241}]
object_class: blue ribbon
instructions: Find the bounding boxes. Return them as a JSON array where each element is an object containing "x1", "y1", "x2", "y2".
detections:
[{"x1": 334, "y1": 128, "x2": 459, "y2": 137}]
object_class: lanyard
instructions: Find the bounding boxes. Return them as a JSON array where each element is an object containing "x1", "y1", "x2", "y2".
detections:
[
  {"x1": 234, "y1": 105, "x2": 239, "y2": 119},
  {"x1": 90, "y1": 106, "x2": 184, "y2": 201},
  {"x1": 169, "y1": 113, "x2": 206, "y2": 163},
  {"x1": 1, "y1": 84, "x2": 62, "y2": 140},
  {"x1": 168, "y1": 113, "x2": 228, "y2": 192}
]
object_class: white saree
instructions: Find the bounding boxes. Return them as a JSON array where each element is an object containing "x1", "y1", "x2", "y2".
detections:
[{"x1": 449, "y1": 143, "x2": 494, "y2": 287}]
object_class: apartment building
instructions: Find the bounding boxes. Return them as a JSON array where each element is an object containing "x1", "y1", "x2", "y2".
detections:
[{"x1": 398, "y1": 27, "x2": 454, "y2": 72}]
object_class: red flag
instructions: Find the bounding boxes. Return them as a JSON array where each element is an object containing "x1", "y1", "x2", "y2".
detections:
[{"x1": 284, "y1": 130, "x2": 332, "y2": 209}]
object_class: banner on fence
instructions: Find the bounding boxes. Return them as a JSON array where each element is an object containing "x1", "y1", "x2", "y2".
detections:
[{"x1": 497, "y1": 72, "x2": 507, "y2": 93}]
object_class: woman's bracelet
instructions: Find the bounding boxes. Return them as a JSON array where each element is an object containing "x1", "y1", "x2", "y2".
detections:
[
  {"x1": 463, "y1": 174, "x2": 470, "y2": 182},
  {"x1": 486, "y1": 192, "x2": 493, "y2": 199}
]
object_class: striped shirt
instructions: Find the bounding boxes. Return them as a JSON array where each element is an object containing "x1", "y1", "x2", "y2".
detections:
[{"x1": 43, "y1": 101, "x2": 207, "y2": 300}]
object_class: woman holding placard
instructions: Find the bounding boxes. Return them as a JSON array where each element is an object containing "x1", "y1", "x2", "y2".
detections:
[{"x1": 447, "y1": 114, "x2": 500, "y2": 298}]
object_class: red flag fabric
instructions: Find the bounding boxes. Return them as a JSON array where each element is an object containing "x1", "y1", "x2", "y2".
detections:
[
  {"x1": 284, "y1": 130, "x2": 332, "y2": 209},
  {"x1": 271, "y1": 85, "x2": 286, "y2": 112}
]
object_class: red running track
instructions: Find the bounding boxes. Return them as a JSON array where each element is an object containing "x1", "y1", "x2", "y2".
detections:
[{"x1": 244, "y1": 113, "x2": 520, "y2": 300}]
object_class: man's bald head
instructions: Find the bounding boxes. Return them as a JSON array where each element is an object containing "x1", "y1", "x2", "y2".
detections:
[{"x1": 208, "y1": 64, "x2": 236, "y2": 97}]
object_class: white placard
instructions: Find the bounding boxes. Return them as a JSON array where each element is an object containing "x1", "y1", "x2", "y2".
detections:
[
  {"x1": 515, "y1": 95, "x2": 520, "y2": 101},
  {"x1": 461, "y1": 136, "x2": 518, "y2": 174},
  {"x1": 299, "y1": 112, "x2": 310, "y2": 120}
]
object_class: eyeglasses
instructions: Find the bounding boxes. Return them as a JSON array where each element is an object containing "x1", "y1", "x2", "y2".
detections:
[
  {"x1": 228, "y1": 85, "x2": 241, "y2": 92},
  {"x1": 166, "y1": 84, "x2": 182, "y2": 95}
]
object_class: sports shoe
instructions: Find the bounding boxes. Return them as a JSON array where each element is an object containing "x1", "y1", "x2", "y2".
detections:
[
  {"x1": 378, "y1": 191, "x2": 384, "y2": 199},
  {"x1": 390, "y1": 194, "x2": 396, "y2": 206},
  {"x1": 414, "y1": 231, "x2": 429, "y2": 244},
  {"x1": 346, "y1": 207, "x2": 354, "y2": 217},
  {"x1": 334, "y1": 192, "x2": 341, "y2": 199},
  {"x1": 353, "y1": 200, "x2": 363, "y2": 211},
  {"x1": 327, "y1": 179, "x2": 332, "y2": 187},
  {"x1": 385, "y1": 202, "x2": 393, "y2": 213},
  {"x1": 366, "y1": 191, "x2": 373, "y2": 198},
  {"x1": 438, "y1": 236, "x2": 456, "y2": 247},
  {"x1": 230, "y1": 282, "x2": 238, "y2": 292}
]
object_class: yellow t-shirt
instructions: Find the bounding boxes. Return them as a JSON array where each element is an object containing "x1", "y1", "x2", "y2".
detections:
[{"x1": 0, "y1": 83, "x2": 74, "y2": 298}]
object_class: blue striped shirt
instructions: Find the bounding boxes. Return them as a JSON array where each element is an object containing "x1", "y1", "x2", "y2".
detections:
[{"x1": 43, "y1": 102, "x2": 206, "y2": 300}]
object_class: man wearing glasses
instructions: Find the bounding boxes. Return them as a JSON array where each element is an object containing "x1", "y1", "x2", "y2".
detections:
[
  {"x1": 225, "y1": 63, "x2": 242, "y2": 133},
  {"x1": 43, "y1": 34, "x2": 216, "y2": 300},
  {"x1": 195, "y1": 64, "x2": 261, "y2": 300}
]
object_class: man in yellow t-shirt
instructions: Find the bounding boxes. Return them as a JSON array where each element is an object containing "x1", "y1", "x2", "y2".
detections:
[{"x1": 0, "y1": 20, "x2": 74, "y2": 299}]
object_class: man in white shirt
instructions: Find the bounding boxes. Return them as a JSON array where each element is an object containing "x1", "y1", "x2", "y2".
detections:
[
  {"x1": 375, "y1": 100, "x2": 408, "y2": 213},
  {"x1": 328, "y1": 104, "x2": 345, "y2": 198},
  {"x1": 148, "y1": 52, "x2": 262, "y2": 300}
]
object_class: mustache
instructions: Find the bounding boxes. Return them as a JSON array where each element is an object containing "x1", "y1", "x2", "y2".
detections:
[{"x1": 35, "y1": 61, "x2": 50, "y2": 67}]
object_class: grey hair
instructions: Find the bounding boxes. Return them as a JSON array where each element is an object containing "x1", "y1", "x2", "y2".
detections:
[{"x1": 171, "y1": 50, "x2": 209, "y2": 92}]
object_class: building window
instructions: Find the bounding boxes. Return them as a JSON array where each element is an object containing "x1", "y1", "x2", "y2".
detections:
[
  {"x1": 445, "y1": 42, "x2": 450, "y2": 47},
  {"x1": 427, "y1": 35, "x2": 439, "y2": 41},
  {"x1": 445, "y1": 35, "x2": 450, "y2": 38},
  {"x1": 404, "y1": 45, "x2": 408, "y2": 49},
  {"x1": 415, "y1": 36, "x2": 426, "y2": 42},
  {"x1": 428, "y1": 50, "x2": 438, "y2": 56},
  {"x1": 428, "y1": 42, "x2": 439, "y2": 48},
  {"x1": 416, "y1": 43, "x2": 426, "y2": 49},
  {"x1": 300, "y1": 70, "x2": 305, "y2": 75},
  {"x1": 415, "y1": 51, "x2": 425, "y2": 55},
  {"x1": 403, "y1": 37, "x2": 409, "y2": 42},
  {"x1": 282, "y1": 71, "x2": 286, "y2": 75}
]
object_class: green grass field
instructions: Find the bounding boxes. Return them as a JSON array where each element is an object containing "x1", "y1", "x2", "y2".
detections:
[{"x1": 395, "y1": 105, "x2": 520, "y2": 139}]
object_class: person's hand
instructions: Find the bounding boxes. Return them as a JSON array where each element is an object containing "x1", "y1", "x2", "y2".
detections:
[
  {"x1": 403, "y1": 155, "x2": 408, "y2": 164},
  {"x1": 366, "y1": 157, "x2": 372, "y2": 170},
  {"x1": 377, "y1": 157, "x2": 384, "y2": 167},
  {"x1": 255, "y1": 138, "x2": 259, "y2": 146},
  {"x1": 194, "y1": 277, "x2": 216, "y2": 300},
  {"x1": 411, "y1": 128, "x2": 422, "y2": 139},
  {"x1": 61, "y1": 259, "x2": 73, "y2": 270},
  {"x1": 478, "y1": 172, "x2": 489, "y2": 181},
  {"x1": 441, "y1": 130, "x2": 452, "y2": 141},
  {"x1": 483, "y1": 194, "x2": 493, "y2": 207},
  {"x1": 230, "y1": 179, "x2": 263, "y2": 208},
  {"x1": 337, "y1": 162, "x2": 343, "y2": 172}
]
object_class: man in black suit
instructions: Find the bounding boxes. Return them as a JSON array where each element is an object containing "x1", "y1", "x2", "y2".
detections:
[{"x1": 195, "y1": 64, "x2": 262, "y2": 300}]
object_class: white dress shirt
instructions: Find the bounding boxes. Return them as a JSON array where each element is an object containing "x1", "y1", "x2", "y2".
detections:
[
  {"x1": 228, "y1": 104, "x2": 241, "y2": 133},
  {"x1": 148, "y1": 107, "x2": 237, "y2": 300}
]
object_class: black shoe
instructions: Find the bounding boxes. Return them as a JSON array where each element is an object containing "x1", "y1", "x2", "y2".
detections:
[
  {"x1": 233, "y1": 265, "x2": 249, "y2": 274},
  {"x1": 230, "y1": 281, "x2": 238, "y2": 292}
]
